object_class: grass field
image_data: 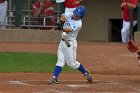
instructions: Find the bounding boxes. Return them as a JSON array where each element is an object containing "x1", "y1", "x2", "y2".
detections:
[{"x1": 0, "y1": 52, "x2": 77, "y2": 73}]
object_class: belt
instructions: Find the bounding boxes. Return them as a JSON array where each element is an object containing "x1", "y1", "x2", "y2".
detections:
[
  {"x1": 61, "y1": 39, "x2": 75, "y2": 41},
  {"x1": 62, "y1": 39, "x2": 71, "y2": 41}
]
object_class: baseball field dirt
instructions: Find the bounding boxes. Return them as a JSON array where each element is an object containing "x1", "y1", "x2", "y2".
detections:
[{"x1": 0, "y1": 42, "x2": 140, "y2": 93}]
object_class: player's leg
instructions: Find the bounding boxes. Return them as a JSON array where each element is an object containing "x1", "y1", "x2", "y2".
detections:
[
  {"x1": 48, "y1": 41, "x2": 65, "y2": 85},
  {"x1": 121, "y1": 20, "x2": 137, "y2": 43},
  {"x1": 121, "y1": 20, "x2": 130, "y2": 43},
  {"x1": 64, "y1": 40, "x2": 93, "y2": 82}
]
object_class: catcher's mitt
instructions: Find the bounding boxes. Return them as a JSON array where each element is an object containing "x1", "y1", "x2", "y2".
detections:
[{"x1": 127, "y1": 40, "x2": 139, "y2": 53}]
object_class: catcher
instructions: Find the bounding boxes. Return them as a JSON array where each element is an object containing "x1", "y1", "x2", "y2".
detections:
[{"x1": 127, "y1": 40, "x2": 140, "y2": 66}]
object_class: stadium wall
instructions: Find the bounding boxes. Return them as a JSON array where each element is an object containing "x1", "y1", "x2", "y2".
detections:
[
  {"x1": 4, "y1": 0, "x2": 123, "y2": 42},
  {"x1": 0, "y1": 29, "x2": 61, "y2": 42},
  {"x1": 78, "y1": 0, "x2": 122, "y2": 42}
]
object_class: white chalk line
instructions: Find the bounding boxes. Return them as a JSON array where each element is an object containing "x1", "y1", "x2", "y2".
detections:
[
  {"x1": 119, "y1": 53, "x2": 137, "y2": 57},
  {"x1": 0, "y1": 80, "x2": 140, "y2": 93},
  {"x1": 3, "y1": 80, "x2": 118, "y2": 86}
]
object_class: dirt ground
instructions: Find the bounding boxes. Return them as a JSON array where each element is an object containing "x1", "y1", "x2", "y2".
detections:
[{"x1": 0, "y1": 42, "x2": 140, "y2": 93}]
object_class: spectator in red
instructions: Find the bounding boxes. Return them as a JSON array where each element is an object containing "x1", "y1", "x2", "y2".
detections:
[
  {"x1": 64, "y1": 0, "x2": 82, "y2": 13},
  {"x1": 32, "y1": 0, "x2": 55, "y2": 29}
]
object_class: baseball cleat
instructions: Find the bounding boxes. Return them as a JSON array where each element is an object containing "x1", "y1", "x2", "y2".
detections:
[
  {"x1": 48, "y1": 76, "x2": 58, "y2": 85},
  {"x1": 84, "y1": 71, "x2": 93, "y2": 83}
]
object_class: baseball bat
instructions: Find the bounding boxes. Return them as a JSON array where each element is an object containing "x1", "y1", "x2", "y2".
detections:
[{"x1": 62, "y1": 32, "x2": 71, "y2": 47}]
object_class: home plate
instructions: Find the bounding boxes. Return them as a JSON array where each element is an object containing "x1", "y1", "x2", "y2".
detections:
[
  {"x1": 8, "y1": 81, "x2": 29, "y2": 85},
  {"x1": 67, "y1": 84, "x2": 90, "y2": 88}
]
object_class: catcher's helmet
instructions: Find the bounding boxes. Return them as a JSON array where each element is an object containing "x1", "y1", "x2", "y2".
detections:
[{"x1": 73, "y1": 5, "x2": 86, "y2": 18}]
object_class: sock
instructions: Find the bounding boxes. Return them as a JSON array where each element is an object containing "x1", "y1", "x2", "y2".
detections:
[
  {"x1": 78, "y1": 64, "x2": 87, "y2": 74},
  {"x1": 53, "y1": 66, "x2": 62, "y2": 79}
]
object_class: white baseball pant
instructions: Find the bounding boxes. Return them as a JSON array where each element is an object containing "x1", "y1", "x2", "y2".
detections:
[
  {"x1": 121, "y1": 20, "x2": 137, "y2": 43},
  {"x1": 56, "y1": 39, "x2": 80, "y2": 69}
]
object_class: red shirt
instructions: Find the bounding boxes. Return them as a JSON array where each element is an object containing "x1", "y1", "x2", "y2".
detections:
[
  {"x1": 32, "y1": 1, "x2": 54, "y2": 16},
  {"x1": 65, "y1": 0, "x2": 81, "y2": 8},
  {"x1": 122, "y1": 0, "x2": 138, "y2": 21}
]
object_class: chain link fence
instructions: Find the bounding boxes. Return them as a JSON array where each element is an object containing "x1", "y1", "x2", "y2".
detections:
[{"x1": 6, "y1": 0, "x2": 61, "y2": 29}]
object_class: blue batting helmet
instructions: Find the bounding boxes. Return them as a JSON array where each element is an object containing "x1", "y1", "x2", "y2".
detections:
[{"x1": 73, "y1": 5, "x2": 86, "y2": 18}]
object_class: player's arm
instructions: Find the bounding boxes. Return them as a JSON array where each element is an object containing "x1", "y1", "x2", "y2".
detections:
[
  {"x1": 63, "y1": 28, "x2": 72, "y2": 32},
  {"x1": 57, "y1": 15, "x2": 66, "y2": 31},
  {"x1": 58, "y1": 16, "x2": 72, "y2": 32},
  {"x1": 60, "y1": 15, "x2": 66, "y2": 22},
  {"x1": 57, "y1": 12, "x2": 73, "y2": 32}
]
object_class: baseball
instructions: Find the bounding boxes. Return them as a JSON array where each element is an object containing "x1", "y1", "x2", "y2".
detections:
[{"x1": 62, "y1": 32, "x2": 67, "y2": 36}]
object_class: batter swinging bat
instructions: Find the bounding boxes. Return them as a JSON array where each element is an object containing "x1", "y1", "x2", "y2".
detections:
[{"x1": 62, "y1": 32, "x2": 71, "y2": 47}]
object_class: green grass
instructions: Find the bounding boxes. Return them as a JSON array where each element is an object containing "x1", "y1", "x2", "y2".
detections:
[{"x1": 0, "y1": 52, "x2": 77, "y2": 73}]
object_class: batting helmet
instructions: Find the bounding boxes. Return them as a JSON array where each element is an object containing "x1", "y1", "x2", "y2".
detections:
[{"x1": 73, "y1": 5, "x2": 86, "y2": 18}]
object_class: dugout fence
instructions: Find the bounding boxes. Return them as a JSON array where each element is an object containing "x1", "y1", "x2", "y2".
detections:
[{"x1": 6, "y1": 0, "x2": 62, "y2": 29}]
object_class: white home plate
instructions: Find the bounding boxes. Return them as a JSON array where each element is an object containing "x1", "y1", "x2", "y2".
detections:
[
  {"x1": 67, "y1": 84, "x2": 90, "y2": 88},
  {"x1": 8, "y1": 81, "x2": 29, "y2": 85}
]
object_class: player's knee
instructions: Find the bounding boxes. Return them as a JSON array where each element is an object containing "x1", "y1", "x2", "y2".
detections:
[
  {"x1": 67, "y1": 62, "x2": 80, "y2": 69},
  {"x1": 56, "y1": 62, "x2": 65, "y2": 68},
  {"x1": 121, "y1": 29, "x2": 125, "y2": 34}
]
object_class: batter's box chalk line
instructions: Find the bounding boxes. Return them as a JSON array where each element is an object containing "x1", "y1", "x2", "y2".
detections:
[
  {"x1": 119, "y1": 53, "x2": 137, "y2": 57},
  {"x1": 4, "y1": 80, "x2": 118, "y2": 86}
]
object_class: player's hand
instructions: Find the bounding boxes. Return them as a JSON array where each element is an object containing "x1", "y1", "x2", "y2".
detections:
[{"x1": 57, "y1": 20, "x2": 64, "y2": 31}]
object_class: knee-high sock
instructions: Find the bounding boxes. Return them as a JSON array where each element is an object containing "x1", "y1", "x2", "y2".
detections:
[
  {"x1": 78, "y1": 64, "x2": 87, "y2": 74},
  {"x1": 53, "y1": 66, "x2": 62, "y2": 78}
]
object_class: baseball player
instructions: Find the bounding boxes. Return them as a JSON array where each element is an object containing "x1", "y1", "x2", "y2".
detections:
[
  {"x1": 48, "y1": 5, "x2": 93, "y2": 85},
  {"x1": 120, "y1": 0, "x2": 138, "y2": 43}
]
